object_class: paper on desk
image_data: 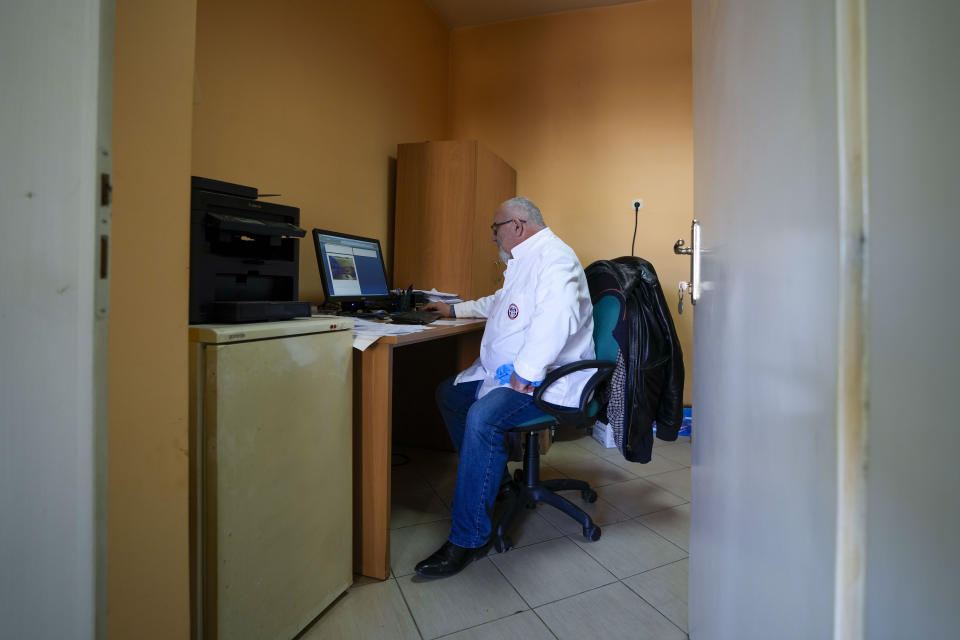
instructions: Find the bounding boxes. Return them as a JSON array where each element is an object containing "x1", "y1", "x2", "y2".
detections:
[
  {"x1": 417, "y1": 288, "x2": 463, "y2": 304},
  {"x1": 351, "y1": 317, "x2": 429, "y2": 351},
  {"x1": 352, "y1": 334, "x2": 380, "y2": 351}
]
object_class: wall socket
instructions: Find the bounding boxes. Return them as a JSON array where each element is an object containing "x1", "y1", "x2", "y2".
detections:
[{"x1": 632, "y1": 199, "x2": 644, "y2": 211}]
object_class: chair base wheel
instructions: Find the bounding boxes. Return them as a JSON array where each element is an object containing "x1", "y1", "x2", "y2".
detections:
[
  {"x1": 581, "y1": 489, "x2": 598, "y2": 503},
  {"x1": 583, "y1": 525, "x2": 601, "y2": 541}
]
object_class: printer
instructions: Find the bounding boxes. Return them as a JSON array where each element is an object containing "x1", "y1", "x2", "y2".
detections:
[{"x1": 189, "y1": 176, "x2": 311, "y2": 324}]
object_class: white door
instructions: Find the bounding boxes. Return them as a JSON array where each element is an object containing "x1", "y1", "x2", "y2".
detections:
[
  {"x1": 0, "y1": 1, "x2": 112, "y2": 638},
  {"x1": 860, "y1": 2, "x2": 959, "y2": 638},
  {"x1": 688, "y1": 0, "x2": 959, "y2": 638}
]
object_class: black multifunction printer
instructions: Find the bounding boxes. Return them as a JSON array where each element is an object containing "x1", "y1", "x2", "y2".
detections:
[{"x1": 189, "y1": 176, "x2": 311, "y2": 323}]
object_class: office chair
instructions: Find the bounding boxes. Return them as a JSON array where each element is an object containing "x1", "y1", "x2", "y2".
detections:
[{"x1": 492, "y1": 293, "x2": 620, "y2": 551}]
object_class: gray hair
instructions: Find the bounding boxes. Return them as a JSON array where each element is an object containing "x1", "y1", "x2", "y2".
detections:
[{"x1": 502, "y1": 197, "x2": 545, "y2": 228}]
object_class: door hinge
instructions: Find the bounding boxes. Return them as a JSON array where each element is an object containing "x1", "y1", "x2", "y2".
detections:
[{"x1": 100, "y1": 173, "x2": 112, "y2": 206}]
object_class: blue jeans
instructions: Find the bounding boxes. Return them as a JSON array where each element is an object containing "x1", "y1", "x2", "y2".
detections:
[{"x1": 436, "y1": 377, "x2": 548, "y2": 548}]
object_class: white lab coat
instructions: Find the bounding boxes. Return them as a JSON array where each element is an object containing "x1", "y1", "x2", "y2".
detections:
[{"x1": 453, "y1": 227, "x2": 595, "y2": 407}]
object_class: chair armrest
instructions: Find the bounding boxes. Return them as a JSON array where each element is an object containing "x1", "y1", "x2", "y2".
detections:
[{"x1": 532, "y1": 360, "x2": 615, "y2": 427}]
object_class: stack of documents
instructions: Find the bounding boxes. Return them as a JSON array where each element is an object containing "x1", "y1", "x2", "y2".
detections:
[
  {"x1": 417, "y1": 288, "x2": 463, "y2": 304},
  {"x1": 350, "y1": 317, "x2": 429, "y2": 351}
]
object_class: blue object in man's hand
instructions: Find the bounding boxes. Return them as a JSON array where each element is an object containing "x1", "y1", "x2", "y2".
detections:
[{"x1": 494, "y1": 364, "x2": 541, "y2": 387}]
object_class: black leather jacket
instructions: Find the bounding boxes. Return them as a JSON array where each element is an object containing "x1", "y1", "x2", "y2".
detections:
[{"x1": 587, "y1": 257, "x2": 685, "y2": 463}]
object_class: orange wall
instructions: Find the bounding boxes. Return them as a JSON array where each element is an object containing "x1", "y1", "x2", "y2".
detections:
[
  {"x1": 448, "y1": 0, "x2": 694, "y2": 402},
  {"x1": 191, "y1": 0, "x2": 449, "y2": 301},
  {"x1": 110, "y1": 0, "x2": 197, "y2": 637}
]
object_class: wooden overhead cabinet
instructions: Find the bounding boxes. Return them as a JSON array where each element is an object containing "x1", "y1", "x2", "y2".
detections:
[{"x1": 394, "y1": 140, "x2": 516, "y2": 300}]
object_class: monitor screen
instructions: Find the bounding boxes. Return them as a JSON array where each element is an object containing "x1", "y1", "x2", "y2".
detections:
[{"x1": 312, "y1": 228, "x2": 391, "y2": 302}]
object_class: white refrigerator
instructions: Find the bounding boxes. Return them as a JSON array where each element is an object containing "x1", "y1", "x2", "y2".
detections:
[{"x1": 189, "y1": 317, "x2": 353, "y2": 639}]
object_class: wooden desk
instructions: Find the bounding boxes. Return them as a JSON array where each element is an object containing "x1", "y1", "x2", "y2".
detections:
[{"x1": 353, "y1": 319, "x2": 485, "y2": 579}]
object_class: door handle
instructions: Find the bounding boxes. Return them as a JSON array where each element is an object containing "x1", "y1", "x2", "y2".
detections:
[{"x1": 673, "y1": 219, "x2": 701, "y2": 314}]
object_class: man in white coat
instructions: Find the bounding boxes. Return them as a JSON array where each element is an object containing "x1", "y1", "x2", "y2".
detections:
[{"x1": 416, "y1": 197, "x2": 595, "y2": 577}]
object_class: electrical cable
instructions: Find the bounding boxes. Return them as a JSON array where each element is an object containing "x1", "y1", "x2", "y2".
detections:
[{"x1": 631, "y1": 201, "x2": 640, "y2": 256}]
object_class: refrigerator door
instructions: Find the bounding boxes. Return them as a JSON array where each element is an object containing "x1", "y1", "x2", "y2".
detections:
[{"x1": 194, "y1": 323, "x2": 352, "y2": 639}]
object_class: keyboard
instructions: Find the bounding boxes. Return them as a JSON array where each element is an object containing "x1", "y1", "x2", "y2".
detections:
[{"x1": 389, "y1": 310, "x2": 442, "y2": 325}]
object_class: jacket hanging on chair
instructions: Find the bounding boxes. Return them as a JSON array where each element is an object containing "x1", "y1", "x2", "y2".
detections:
[{"x1": 586, "y1": 257, "x2": 685, "y2": 463}]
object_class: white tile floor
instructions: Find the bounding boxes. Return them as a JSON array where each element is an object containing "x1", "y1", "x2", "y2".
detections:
[{"x1": 303, "y1": 432, "x2": 691, "y2": 639}]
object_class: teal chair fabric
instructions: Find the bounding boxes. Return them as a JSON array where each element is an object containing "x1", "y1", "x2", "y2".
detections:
[{"x1": 592, "y1": 294, "x2": 621, "y2": 361}]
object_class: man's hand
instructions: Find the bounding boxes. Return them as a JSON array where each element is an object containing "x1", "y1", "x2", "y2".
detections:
[
  {"x1": 423, "y1": 301, "x2": 453, "y2": 317},
  {"x1": 509, "y1": 372, "x2": 534, "y2": 394}
]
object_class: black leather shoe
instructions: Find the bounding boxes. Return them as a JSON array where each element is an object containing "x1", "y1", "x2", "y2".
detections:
[{"x1": 414, "y1": 541, "x2": 487, "y2": 578}]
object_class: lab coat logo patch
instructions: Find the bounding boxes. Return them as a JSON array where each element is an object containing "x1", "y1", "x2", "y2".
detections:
[{"x1": 507, "y1": 303, "x2": 519, "y2": 319}]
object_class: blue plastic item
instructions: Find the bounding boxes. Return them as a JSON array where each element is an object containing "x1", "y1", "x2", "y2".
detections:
[
  {"x1": 679, "y1": 406, "x2": 692, "y2": 437},
  {"x1": 494, "y1": 364, "x2": 541, "y2": 387}
]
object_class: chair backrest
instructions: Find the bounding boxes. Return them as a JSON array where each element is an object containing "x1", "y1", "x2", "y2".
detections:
[{"x1": 591, "y1": 294, "x2": 621, "y2": 362}]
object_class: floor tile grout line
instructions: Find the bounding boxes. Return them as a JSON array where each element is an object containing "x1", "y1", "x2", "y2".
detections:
[
  {"x1": 550, "y1": 446, "x2": 638, "y2": 466},
  {"x1": 654, "y1": 450, "x2": 693, "y2": 467},
  {"x1": 525, "y1": 577, "x2": 620, "y2": 610},
  {"x1": 487, "y1": 551, "x2": 540, "y2": 614},
  {"x1": 622, "y1": 475, "x2": 690, "y2": 504},
  {"x1": 405, "y1": 568, "x2": 684, "y2": 639},
  {"x1": 546, "y1": 462, "x2": 641, "y2": 486},
  {"x1": 529, "y1": 607, "x2": 564, "y2": 640},
  {"x1": 630, "y1": 514, "x2": 691, "y2": 553},
  {"x1": 560, "y1": 528, "x2": 688, "y2": 578},
  {"x1": 618, "y1": 554, "x2": 690, "y2": 583},
  {"x1": 390, "y1": 492, "x2": 451, "y2": 516},
  {"x1": 642, "y1": 483, "x2": 691, "y2": 503},
  {"x1": 629, "y1": 555, "x2": 690, "y2": 578},
  {"x1": 620, "y1": 577, "x2": 690, "y2": 637},
  {"x1": 488, "y1": 535, "x2": 620, "y2": 605},
  {"x1": 505, "y1": 510, "x2": 565, "y2": 549},
  {"x1": 631, "y1": 500, "x2": 691, "y2": 518},
  {"x1": 430, "y1": 611, "x2": 546, "y2": 640},
  {"x1": 390, "y1": 515, "x2": 451, "y2": 532},
  {"x1": 398, "y1": 469, "x2": 458, "y2": 513},
  {"x1": 392, "y1": 574, "x2": 427, "y2": 640},
  {"x1": 645, "y1": 466, "x2": 693, "y2": 481},
  {"x1": 413, "y1": 537, "x2": 567, "y2": 635}
]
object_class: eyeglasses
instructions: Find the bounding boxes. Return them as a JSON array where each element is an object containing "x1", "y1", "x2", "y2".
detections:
[{"x1": 490, "y1": 218, "x2": 526, "y2": 232}]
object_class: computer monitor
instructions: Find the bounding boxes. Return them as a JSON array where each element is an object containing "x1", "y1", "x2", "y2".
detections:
[{"x1": 312, "y1": 228, "x2": 392, "y2": 307}]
